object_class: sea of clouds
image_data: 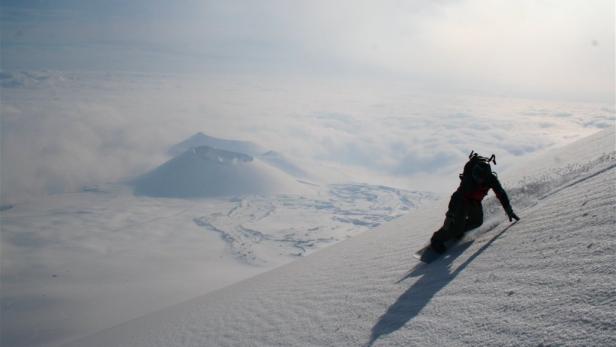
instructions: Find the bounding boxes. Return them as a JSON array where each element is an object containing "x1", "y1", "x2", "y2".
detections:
[
  {"x1": 2, "y1": 0, "x2": 613, "y2": 204},
  {"x1": 1, "y1": 70, "x2": 612, "y2": 204}
]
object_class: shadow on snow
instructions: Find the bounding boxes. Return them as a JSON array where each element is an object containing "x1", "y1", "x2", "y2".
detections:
[{"x1": 367, "y1": 222, "x2": 517, "y2": 346}]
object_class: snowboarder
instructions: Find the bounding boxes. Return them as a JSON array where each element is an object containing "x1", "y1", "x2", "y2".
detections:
[{"x1": 429, "y1": 151, "x2": 519, "y2": 254}]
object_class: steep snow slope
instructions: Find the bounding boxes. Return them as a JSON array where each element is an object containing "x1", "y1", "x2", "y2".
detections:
[{"x1": 66, "y1": 128, "x2": 615, "y2": 347}]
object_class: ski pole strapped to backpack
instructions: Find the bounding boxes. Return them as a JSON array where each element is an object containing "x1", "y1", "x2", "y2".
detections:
[
  {"x1": 460, "y1": 151, "x2": 497, "y2": 180},
  {"x1": 468, "y1": 150, "x2": 496, "y2": 165}
]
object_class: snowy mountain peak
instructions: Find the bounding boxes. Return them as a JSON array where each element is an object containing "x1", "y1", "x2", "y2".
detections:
[
  {"x1": 192, "y1": 145, "x2": 253, "y2": 164},
  {"x1": 168, "y1": 132, "x2": 265, "y2": 157},
  {"x1": 134, "y1": 143, "x2": 306, "y2": 198}
]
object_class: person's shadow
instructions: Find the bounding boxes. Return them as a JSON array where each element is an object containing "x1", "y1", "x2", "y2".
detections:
[{"x1": 367, "y1": 222, "x2": 517, "y2": 346}]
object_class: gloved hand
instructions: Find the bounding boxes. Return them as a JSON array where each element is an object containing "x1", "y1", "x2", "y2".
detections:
[{"x1": 507, "y1": 210, "x2": 520, "y2": 222}]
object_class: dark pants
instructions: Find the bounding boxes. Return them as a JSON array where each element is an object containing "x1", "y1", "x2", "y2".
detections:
[{"x1": 431, "y1": 191, "x2": 483, "y2": 244}]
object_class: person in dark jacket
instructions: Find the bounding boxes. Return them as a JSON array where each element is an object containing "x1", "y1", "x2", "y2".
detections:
[{"x1": 430, "y1": 152, "x2": 519, "y2": 254}]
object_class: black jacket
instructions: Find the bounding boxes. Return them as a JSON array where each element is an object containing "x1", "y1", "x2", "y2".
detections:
[{"x1": 457, "y1": 171, "x2": 513, "y2": 215}]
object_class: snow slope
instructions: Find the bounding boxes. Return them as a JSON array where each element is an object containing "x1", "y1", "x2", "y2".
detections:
[{"x1": 67, "y1": 128, "x2": 615, "y2": 346}]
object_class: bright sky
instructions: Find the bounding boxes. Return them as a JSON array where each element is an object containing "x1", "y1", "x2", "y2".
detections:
[
  {"x1": 1, "y1": 0, "x2": 614, "y2": 102},
  {"x1": 0, "y1": 0, "x2": 614, "y2": 203}
]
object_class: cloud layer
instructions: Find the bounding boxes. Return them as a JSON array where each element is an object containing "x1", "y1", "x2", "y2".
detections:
[{"x1": 1, "y1": 71, "x2": 612, "y2": 203}]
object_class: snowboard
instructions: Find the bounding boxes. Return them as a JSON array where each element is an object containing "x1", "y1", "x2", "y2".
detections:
[
  {"x1": 414, "y1": 220, "x2": 519, "y2": 264},
  {"x1": 413, "y1": 239, "x2": 458, "y2": 264}
]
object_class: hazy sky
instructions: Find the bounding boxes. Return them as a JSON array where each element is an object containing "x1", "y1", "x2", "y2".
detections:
[
  {"x1": 1, "y1": 0, "x2": 614, "y2": 101},
  {"x1": 1, "y1": 1, "x2": 614, "y2": 203}
]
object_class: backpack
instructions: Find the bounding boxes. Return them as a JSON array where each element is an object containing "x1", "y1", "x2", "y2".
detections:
[{"x1": 459, "y1": 151, "x2": 496, "y2": 181}]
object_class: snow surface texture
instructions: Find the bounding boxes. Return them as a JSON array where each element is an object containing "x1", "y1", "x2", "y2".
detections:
[{"x1": 66, "y1": 128, "x2": 615, "y2": 346}]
